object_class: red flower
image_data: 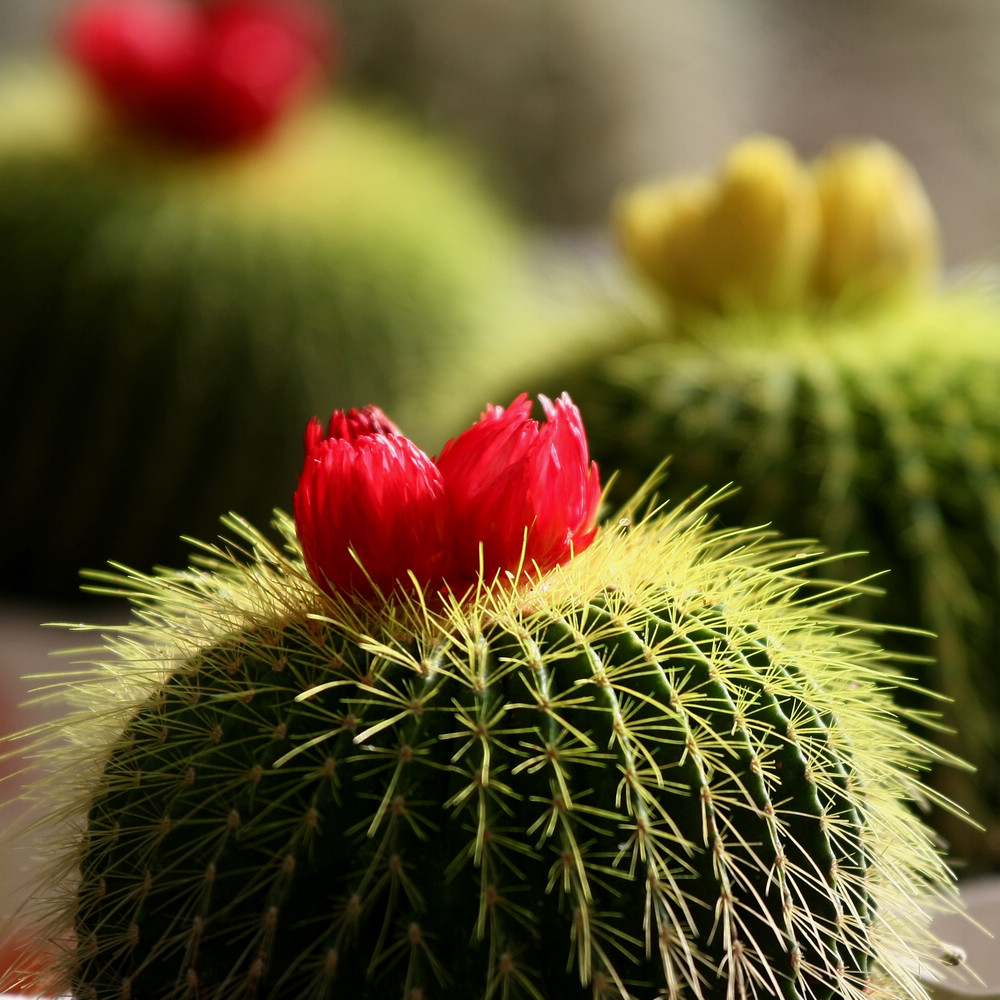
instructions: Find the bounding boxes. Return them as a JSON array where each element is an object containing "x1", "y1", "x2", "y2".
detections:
[
  {"x1": 61, "y1": 0, "x2": 336, "y2": 150},
  {"x1": 294, "y1": 406, "x2": 452, "y2": 605},
  {"x1": 294, "y1": 395, "x2": 601, "y2": 608},
  {"x1": 61, "y1": 0, "x2": 201, "y2": 126},
  {"x1": 436, "y1": 393, "x2": 602, "y2": 587}
]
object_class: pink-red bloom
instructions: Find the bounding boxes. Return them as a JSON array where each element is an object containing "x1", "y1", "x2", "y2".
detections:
[
  {"x1": 294, "y1": 394, "x2": 602, "y2": 607},
  {"x1": 294, "y1": 406, "x2": 452, "y2": 604},
  {"x1": 61, "y1": 0, "x2": 336, "y2": 150},
  {"x1": 437, "y1": 393, "x2": 602, "y2": 588}
]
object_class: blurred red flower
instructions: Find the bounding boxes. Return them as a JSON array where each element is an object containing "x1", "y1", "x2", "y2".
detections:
[
  {"x1": 61, "y1": 0, "x2": 336, "y2": 150},
  {"x1": 294, "y1": 395, "x2": 601, "y2": 608}
]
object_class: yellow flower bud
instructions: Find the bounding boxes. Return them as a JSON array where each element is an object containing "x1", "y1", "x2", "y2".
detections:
[
  {"x1": 811, "y1": 140, "x2": 940, "y2": 304},
  {"x1": 614, "y1": 135, "x2": 820, "y2": 313},
  {"x1": 613, "y1": 172, "x2": 714, "y2": 303}
]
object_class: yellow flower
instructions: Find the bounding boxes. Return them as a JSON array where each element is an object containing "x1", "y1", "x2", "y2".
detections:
[
  {"x1": 811, "y1": 139, "x2": 940, "y2": 304},
  {"x1": 615, "y1": 135, "x2": 820, "y2": 313},
  {"x1": 615, "y1": 135, "x2": 939, "y2": 318}
]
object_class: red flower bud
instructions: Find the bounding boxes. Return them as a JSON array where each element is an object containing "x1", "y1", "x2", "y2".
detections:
[
  {"x1": 60, "y1": 0, "x2": 336, "y2": 150},
  {"x1": 294, "y1": 407, "x2": 452, "y2": 605},
  {"x1": 294, "y1": 395, "x2": 601, "y2": 608},
  {"x1": 436, "y1": 393, "x2": 602, "y2": 587}
]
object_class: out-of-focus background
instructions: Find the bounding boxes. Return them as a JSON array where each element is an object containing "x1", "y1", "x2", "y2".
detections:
[{"x1": 5, "y1": 0, "x2": 1000, "y2": 264}]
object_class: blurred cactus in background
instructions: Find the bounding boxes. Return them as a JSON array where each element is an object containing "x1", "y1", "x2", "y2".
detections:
[
  {"x1": 507, "y1": 135, "x2": 1000, "y2": 870},
  {"x1": 331, "y1": 0, "x2": 635, "y2": 227},
  {"x1": 0, "y1": 0, "x2": 523, "y2": 598},
  {"x1": 5, "y1": 396, "x2": 968, "y2": 1000}
]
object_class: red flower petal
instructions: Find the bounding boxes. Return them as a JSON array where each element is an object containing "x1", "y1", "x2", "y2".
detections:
[
  {"x1": 321, "y1": 404, "x2": 402, "y2": 443},
  {"x1": 294, "y1": 411, "x2": 452, "y2": 605},
  {"x1": 436, "y1": 393, "x2": 601, "y2": 587}
]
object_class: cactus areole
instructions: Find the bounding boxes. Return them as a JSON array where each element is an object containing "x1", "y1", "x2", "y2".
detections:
[{"x1": 20, "y1": 396, "x2": 961, "y2": 1000}]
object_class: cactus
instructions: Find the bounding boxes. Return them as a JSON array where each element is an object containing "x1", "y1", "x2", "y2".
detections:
[
  {"x1": 8, "y1": 396, "x2": 966, "y2": 1000},
  {"x1": 0, "y1": 4, "x2": 521, "y2": 597},
  {"x1": 509, "y1": 136, "x2": 1000, "y2": 868}
]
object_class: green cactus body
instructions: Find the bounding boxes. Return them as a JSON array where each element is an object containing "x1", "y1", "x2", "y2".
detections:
[
  {"x1": 0, "y1": 64, "x2": 521, "y2": 596},
  {"x1": 16, "y1": 505, "x2": 962, "y2": 1000},
  {"x1": 517, "y1": 287, "x2": 1000, "y2": 866}
]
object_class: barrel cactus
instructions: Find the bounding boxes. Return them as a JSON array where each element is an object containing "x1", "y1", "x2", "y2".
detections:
[
  {"x1": 0, "y1": 0, "x2": 520, "y2": 597},
  {"x1": 7, "y1": 394, "x2": 968, "y2": 1000},
  {"x1": 507, "y1": 135, "x2": 1000, "y2": 868}
]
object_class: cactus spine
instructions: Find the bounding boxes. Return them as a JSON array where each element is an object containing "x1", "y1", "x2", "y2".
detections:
[{"x1": 14, "y1": 500, "x2": 963, "y2": 1000}]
